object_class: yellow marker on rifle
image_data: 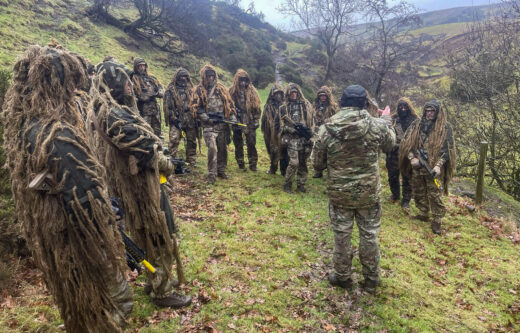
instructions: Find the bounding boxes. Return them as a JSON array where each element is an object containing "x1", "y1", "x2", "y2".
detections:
[
  {"x1": 434, "y1": 179, "x2": 441, "y2": 189},
  {"x1": 236, "y1": 122, "x2": 247, "y2": 127},
  {"x1": 142, "y1": 260, "x2": 156, "y2": 273},
  {"x1": 160, "y1": 174, "x2": 168, "y2": 184}
]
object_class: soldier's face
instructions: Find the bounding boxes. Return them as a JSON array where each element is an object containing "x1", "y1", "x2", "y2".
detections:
[
  {"x1": 206, "y1": 74, "x2": 216, "y2": 86},
  {"x1": 239, "y1": 78, "x2": 249, "y2": 89},
  {"x1": 425, "y1": 107, "x2": 436, "y2": 120},
  {"x1": 273, "y1": 92, "x2": 283, "y2": 103},
  {"x1": 123, "y1": 80, "x2": 133, "y2": 96},
  {"x1": 319, "y1": 95, "x2": 327, "y2": 103},
  {"x1": 137, "y1": 64, "x2": 146, "y2": 74},
  {"x1": 290, "y1": 91, "x2": 298, "y2": 101},
  {"x1": 177, "y1": 75, "x2": 188, "y2": 85}
]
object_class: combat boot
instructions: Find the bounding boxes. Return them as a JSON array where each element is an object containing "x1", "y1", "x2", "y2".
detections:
[
  {"x1": 328, "y1": 273, "x2": 352, "y2": 289},
  {"x1": 431, "y1": 218, "x2": 442, "y2": 235},
  {"x1": 361, "y1": 278, "x2": 380, "y2": 294},
  {"x1": 312, "y1": 171, "x2": 323, "y2": 178},
  {"x1": 283, "y1": 182, "x2": 292, "y2": 194},
  {"x1": 217, "y1": 172, "x2": 229, "y2": 179},
  {"x1": 296, "y1": 184, "x2": 306, "y2": 193},
  {"x1": 266, "y1": 168, "x2": 276, "y2": 175},
  {"x1": 207, "y1": 175, "x2": 216, "y2": 185},
  {"x1": 387, "y1": 195, "x2": 399, "y2": 204},
  {"x1": 151, "y1": 292, "x2": 192, "y2": 308},
  {"x1": 238, "y1": 163, "x2": 246, "y2": 171},
  {"x1": 250, "y1": 165, "x2": 257, "y2": 171}
]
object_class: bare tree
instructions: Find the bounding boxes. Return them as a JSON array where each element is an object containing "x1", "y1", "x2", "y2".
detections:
[
  {"x1": 279, "y1": 0, "x2": 360, "y2": 83},
  {"x1": 361, "y1": 0, "x2": 422, "y2": 101}
]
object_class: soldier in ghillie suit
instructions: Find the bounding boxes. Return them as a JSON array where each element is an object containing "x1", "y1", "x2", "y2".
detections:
[
  {"x1": 261, "y1": 84, "x2": 284, "y2": 174},
  {"x1": 163, "y1": 68, "x2": 197, "y2": 163},
  {"x1": 313, "y1": 85, "x2": 395, "y2": 294},
  {"x1": 399, "y1": 100, "x2": 456, "y2": 235},
  {"x1": 191, "y1": 64, "x2": 237, "y2": 184},
  {"x1": 312, "y1": 86, "x2": 339, "y2": 178},
  {"x1": 89, "y1": 60, "x2": 191, "y2": 308},
  {"x1": 386, "y1": 97, "x2": 418, "y2": 209},
  {"x1": 280, "y1": 83, "x2": 314, "y2": 193},
  {"x1": 229, "y1": 69, "x2": 262, "y2": 171},
  {"x1": 132, "y1": 57, "x2": 164, "y2": 137},
  {"x1": 2, "y1": 44, "x2": 133, "y2": 332}
]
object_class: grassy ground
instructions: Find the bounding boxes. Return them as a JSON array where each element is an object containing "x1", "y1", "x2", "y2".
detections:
[{"x1": 1, "y1": 93, "x2": 519, "y2": 333}]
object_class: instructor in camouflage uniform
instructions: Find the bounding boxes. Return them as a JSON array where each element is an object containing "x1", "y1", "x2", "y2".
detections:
[
  {"x1": 261, "y1": 84, "x2": 284, "y2": 174},
  {"x1": 280, "y1": 83, "x2": 314, "y2": 193},
  {"x1": 312, "y1": 86, "x2": 338, "y2": 178},
  {"x1": 399, "y1": 100, "x2": 456, "y2": 234},
  {"x1": 313, "y1": 85, "x2": 395, "y2": 294},
  {"x1": 229, "y1": 69, "x2": 262, "y2": 171},
  {"x1": 132, "y1": 57, "x2": 164, "y2": 137},
  {"x1": 191, "y1": 64, "x2": 237, "y2": 184},
  {"x1": 386, "y1": 97, "x2": 418, "y2": 210},
  {"x1": 164, "y1": 68, "x2": 197, "y2": 163}
]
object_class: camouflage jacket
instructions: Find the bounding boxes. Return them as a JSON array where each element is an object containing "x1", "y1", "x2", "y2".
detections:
[{"x1": 313, "y1": 107, "x2": 396, "y2": 208}]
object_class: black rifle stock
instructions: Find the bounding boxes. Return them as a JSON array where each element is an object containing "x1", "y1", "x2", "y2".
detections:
[
  {"x1": 282, "y1": 115, "x2": 312, "y2": 140},
  {"x1": 416, "y1": 149, "x2": 442, "y2": 190}
]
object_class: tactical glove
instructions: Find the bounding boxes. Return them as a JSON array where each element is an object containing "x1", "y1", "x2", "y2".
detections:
[
  {"x1": 157, "y1": 151, "x2": 174, "y2": 176},
  {"x1": 229, "y1": 114, "x2": 238, "y2": 123},
  {"x1": 410, "y1": 158, "x2": 420, "y2": 169},
  {"x1": 199, "y1": 112, "x2": 209, "y2": 122}
]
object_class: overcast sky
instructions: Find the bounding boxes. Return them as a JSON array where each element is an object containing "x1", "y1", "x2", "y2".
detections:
[{"x1": 251, "y1": 0, "x2": 500, "y2": 29}]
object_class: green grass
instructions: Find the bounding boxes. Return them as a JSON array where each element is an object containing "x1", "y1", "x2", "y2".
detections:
[
  {"x1": 1, "y1": 88, "x2": 519, "y2": 332},
  {"x1": 410, "y1": 22, "x2": 469, "y2": 37}
]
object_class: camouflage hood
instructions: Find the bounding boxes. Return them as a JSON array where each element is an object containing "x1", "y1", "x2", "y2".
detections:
[
  {"x1": 392, "y1": 97, "x2": 417, "y2": 120},
  {"x1": 284, "y1": 83, "x2": 306, "y2": 104},
  {"x1": 267, "y1": 83, "x2": 284, "y2": 103},
  {"x1": 325, "y1": 107, "x2": 370, "y2": 141},
  {"x1": 229, "y1": 68, "x2": 261, "y2": 112},
  {"x1": 133, "y1": 57, "x2": 147, "y2": 75},
  {"x1": 167, "y1": 67, "x2": 193, "y2": 90},
  {"x1": 314, "y1": 85, "x2": 338, "y2": 109},
  {"x1": 199, "y1": 63, "x2": 219, "y2": 88}
]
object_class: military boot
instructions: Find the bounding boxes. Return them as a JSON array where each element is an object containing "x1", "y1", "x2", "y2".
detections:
[
  {"x1": 296, "y1": 184, "x2": 306, "y2": 193},
  {"x1": 217, "y1": 172, "x2": 229, "y2": 179},
  {"x1": 151, "y1": 292, "x2": 192, "y2": 308},
  {"x1": 328, "y1": 273, "x2": 352, "y2": 289},
  {"x1": 431, "y1": 218, "x2": 442, "y2": 235},
  {"x1": 413, "y1": 214, "x2": 429, "y2": 222},
  {"x1": 361, "y1": 278, "x2": 380, "y2": 294},
  {"x1": 312, "y1": 171, "x2": 323, "y2": 178},
  {"x1": 283, "y1": 182, "x2": 292, "y2": 194},
  {"x1": 238, "y1": 163, "x2": 247, "y2": 171},
  {"x1": 207, "y1": 175, "x2": 216, "y2": 185},
  {"x1": 250, "y1": 165, "x2": 257, "y2": 171}
]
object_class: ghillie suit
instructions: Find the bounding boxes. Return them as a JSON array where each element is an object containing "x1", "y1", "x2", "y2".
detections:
[
  {"x1": 88, "y1": 61, "x2": 191, "y2": 307},
  {"x1": 313, "y1": 85, "x2": 395, "y2": 292},
  {"x1": 312, "y1": 86, "x2": 339, "y2": 178},
  {"x1": 163, "y1": 68, "x2": 197, "y2": 163},
  {"x1": 191, "y1": 64, "x2": 236, "y2": 183},
  {"x1": 280, "y1": 83, "x2": 314, "y2": 192},
  {"x1": 261, "y1": 84, "x2": 284, "y2": 174},
  {"x1": 132, "y1": 57, "x2": 164, "y2": 137},
  {"x1": 399, "y1": 100, "x2": 456, "y2": 234},
  {"x1": 74, "y1": 89, "x2": 90, "y2": 122},
  {"x1": 229, "y1": 69, "x2": 262, "y2": 171},
  {"x1": 385, "y1": 97, "x2": 418, "y2": 207},
  {"x1": 2, "y1": 44, "x2": 132, "y2": 332}
]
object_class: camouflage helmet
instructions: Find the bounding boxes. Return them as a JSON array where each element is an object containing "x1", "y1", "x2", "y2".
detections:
[{"x1": 97, "y1": 61, "x2": 132, "y2": 97}]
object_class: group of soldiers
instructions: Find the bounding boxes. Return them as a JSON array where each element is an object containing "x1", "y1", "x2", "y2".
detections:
[{"x1": 2, "y1": 41, "x2": 456, "y2": 331}]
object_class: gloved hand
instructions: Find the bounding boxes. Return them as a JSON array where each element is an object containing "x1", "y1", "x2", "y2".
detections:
[
  {"x1": 285, "y1": 126, "x2": 296, "y2": 134},
  {"x1": 432, "y1": 165, "x2": 441, "y2": 177},
  {"x1": 199, "y1": 112, "x2": 210, "y2": 122},
  {"x1": 230, "y1": 114, "x2": 238, "y2": 123},
  {"x1": 411, "y1": 158, "x2": 420, "y2": 169},
  {"x1": 157, "y1": 151, "x2": 174, "y2": 176}
]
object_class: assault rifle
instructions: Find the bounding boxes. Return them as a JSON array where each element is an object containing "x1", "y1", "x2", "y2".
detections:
[
  {"x1": 416, "y1": 149, "x2": 442, "y2": 190},
  {"x1": 207, "y1": 112, "x2": 246, "y2": 127},
  {"x1": 171, "y1": 157, "x2": 190, "y2": 175},
  {"x1": 282, "y1": 115, "x2": 313, "y2": 140}
]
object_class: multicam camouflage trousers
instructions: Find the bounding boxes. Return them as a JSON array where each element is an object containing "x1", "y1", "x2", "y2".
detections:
[
  {"x1": 386, "y1": 146, "x2": 412, "y2": 203},
  {"x1": 284, "y1": 147, "x2": 311, "y2": 187},
  {"x1": 411, "y1": 171, "x2": 446, "y2": 221},
  {"x1": 232, "y1": 127, "x2": 257, "y2": 169},
  {"x1": 143, "y1": 112, "x2": 162, "y2": 138},
  {"x1": 169, "y1": 125, "x2": 197, "y2": 164},
  {"x1": 267, "y1": 144, "x2": 280, "y2": 173},
  {"x1": 203, "y1": 129, "x2": 228, "y2": 178},
  {"x1": 329, "y1": 202, "x2": 382, "y2": 282}
]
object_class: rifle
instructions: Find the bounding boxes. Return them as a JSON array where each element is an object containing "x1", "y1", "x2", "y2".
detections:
[
  {"x1": 416, "y1": 149, "x2": 442, "y2": 190},
  {"x1": 110, "y1": 198, "x2": 156, "y2": 274},
  {"x1": 172, "y1": 119, "x2": 186, "y2": 139},
  {"x1": 207, "y1": 112, "x2": 246, "y2": 127},
  {"x1": 282, "y1": 115, "x2": 313, "y2": 140}
]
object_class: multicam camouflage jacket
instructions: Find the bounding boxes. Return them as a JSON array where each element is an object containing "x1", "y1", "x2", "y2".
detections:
[{"x1": 313, "y1": 107, "x2": 396, "y2": 208}]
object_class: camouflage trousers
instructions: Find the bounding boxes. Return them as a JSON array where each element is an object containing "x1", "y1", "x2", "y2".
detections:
[
  {"x1": 169, "y1": 125, "x2": 197, "y2": 164},
  {"x1": 280, "y1": 146, "x2": 288, "y2": 176},
  {"x1": 106, "y1": 262, "x2": 134, "y2": 325},
  {"x1": 203, "y1": 130, "x2": 228, "y2": 178},
  {"x1": 329, "y1": 202, "x2": 382, "y2": 282},
  {"x1": 267, "y1": 144, "x2": 280, "y2": 173},
  {"x1": 385, "y1": 147, "x2": 412, "y2": 203},
  {"x1": 232, "y1": 127, "x2": 257, "y2": 169},
  {"x1": 412, "y1": 171, "x2": 446, "y2": 221},
  {"x1": 143, "y1": 113, "x2": 162, "y2": 138},
  {"x1": 284, "y1": 147, "x2": 310, "y2": 187}
]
